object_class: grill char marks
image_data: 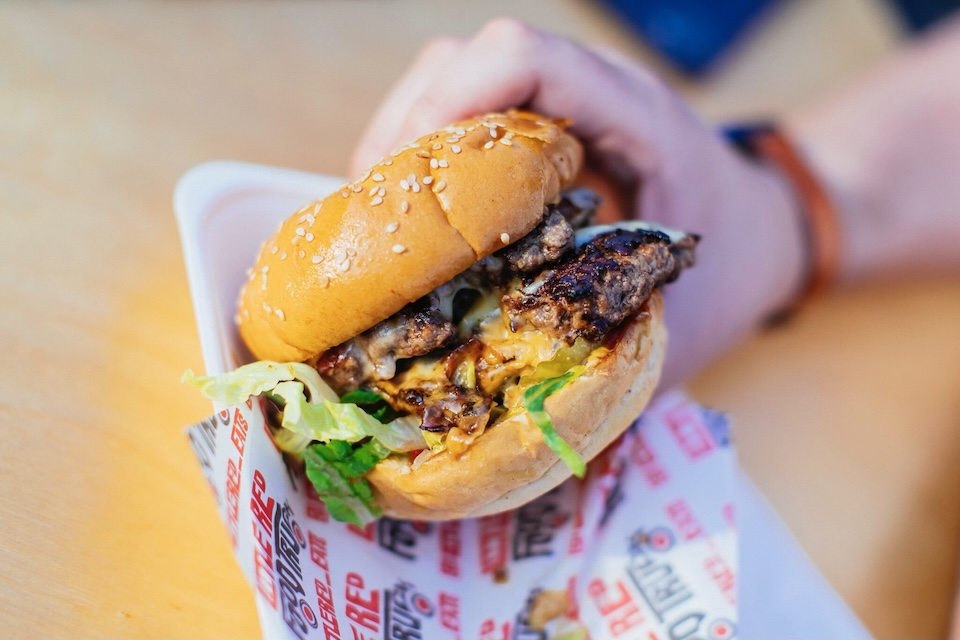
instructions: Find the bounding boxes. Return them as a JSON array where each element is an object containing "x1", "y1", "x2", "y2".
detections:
[{"x1": 501, "y1": 229, "x2": 696, "y2": 342}]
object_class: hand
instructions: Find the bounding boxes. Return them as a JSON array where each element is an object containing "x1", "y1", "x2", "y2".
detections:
[{"x1": 350, "y1": 19, "x2": 806, "y2": 388}]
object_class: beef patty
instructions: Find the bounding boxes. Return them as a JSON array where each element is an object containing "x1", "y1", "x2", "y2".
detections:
[{"x1": 312, "y1": 189, "x2": 697, "y2": 434}]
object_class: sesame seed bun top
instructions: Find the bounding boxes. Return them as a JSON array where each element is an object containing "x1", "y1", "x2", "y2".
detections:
[{"x1": 237, "y1": 111, "x2": 583, "y2": 362}]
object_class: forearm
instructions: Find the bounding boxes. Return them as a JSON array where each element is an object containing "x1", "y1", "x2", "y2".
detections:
[{"x1": 787, "y1": 15, "x2": 960, "y2": 284}]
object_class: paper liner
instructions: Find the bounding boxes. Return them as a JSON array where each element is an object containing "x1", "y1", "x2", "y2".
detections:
[{"x1": 188, "y1": 390, "x2": 737, "y2": 640}]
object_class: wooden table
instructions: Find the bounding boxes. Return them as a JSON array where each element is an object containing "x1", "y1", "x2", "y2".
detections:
[{"x1": 3, "y1": 1, "x2": 959, "y2": 638}]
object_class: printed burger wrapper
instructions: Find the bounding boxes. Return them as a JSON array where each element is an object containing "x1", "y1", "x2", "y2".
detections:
[{"x1": 176, "y1": 162, "x2": 873, "y2": 640}]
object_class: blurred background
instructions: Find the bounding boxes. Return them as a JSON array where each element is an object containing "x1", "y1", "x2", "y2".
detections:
[
  {"x1": 601, "y1": 0, "x2": 958, "y2": 76},
  {"x1": 3, "y1": 1, "x2": 960, "y2": 638}
]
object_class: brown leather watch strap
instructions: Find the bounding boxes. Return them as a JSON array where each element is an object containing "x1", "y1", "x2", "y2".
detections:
[{"x1": 726, "y1": 124, "x2": 841, "y2": 324}]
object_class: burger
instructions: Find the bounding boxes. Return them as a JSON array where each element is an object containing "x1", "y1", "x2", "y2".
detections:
[{"x1": 186, "y1": 111, "x2": 696, "y2": 524}]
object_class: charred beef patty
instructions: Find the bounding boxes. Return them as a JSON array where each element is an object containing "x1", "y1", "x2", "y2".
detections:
[
  {"x1": 315, "y1": 188, "x2": 599, "y2": 394},
  {"x1": 315, "y1": 293, "x2": 457, "y2": 393},
  {"x1": 502, "y1": 229, "x2": 697, "y2": 342},
  {"x1": 312, "y1": 189, "x2": 696, "y2": 434}
]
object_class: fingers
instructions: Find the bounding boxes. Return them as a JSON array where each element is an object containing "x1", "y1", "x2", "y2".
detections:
[
  {"x1": 350, "y1": 19, "x2": 540, "y2": 175},
  {"x1": 350, "y1": 18, "x2": 667, "y2": 178},
  {"x1": 344, "y1": 18, "x2": 780, "y2": 390}
]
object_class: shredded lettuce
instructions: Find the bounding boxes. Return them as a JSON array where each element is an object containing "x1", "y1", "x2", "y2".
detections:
[
  {"x1": 183, "y1": 360, "x2": 427, "y2": 525},
  {"x1": 183, "y1": 338, "x2": 592, "y2": 525},
  {"x1": 183, "y1": 362, "x2": 427, "y2": 454},
  {"x1": 520, "y1": 361, "x2": 589, "y2": 479},
  {"x1": 302, "y1": 439, "x2": 390, "y2": 527},
  {"x1": 182, "y1": 361, "x2": 337, "y2": 405},
  {"x1": 340, "y1": 388, "x2": 402, "y2": 423},
  {"x1": 271, "y1": 380, "x2": 426, "y2": 452}
]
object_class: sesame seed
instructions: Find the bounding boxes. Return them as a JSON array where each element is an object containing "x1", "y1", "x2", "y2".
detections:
[
  {"x1": 412, "y1": 182, "x2": 421, "y2": 193},
  {"x1": 261, "y1": 265, "x2": 269, "y2": 273},
  {"x1": 305, "y1": 233, "x2": 314, "y2": 242},
  {"x1": 291, "y1": 235, "x2": 300, "y2": 245},
  {"x1": 422, "y1": 176, "x2": 433, "y2": 185},
  {"x1": 279, "y1": 251, "x2": 287, "y2": 260},
  {"x1": 400, "y1": 179, "x2": 410, "y2": 191},
  {"x1": 320, "y1": 276, "x2": 330, "y2": 287},
  {"x1": 311, "y1": 255, "x2": 323, "y2": 264},
  {"x1": 483, "y1": 140, "x2": 495, "y2": 149},
  {"x1": 500, "y1": 233, "x2": 511, "y2": 243},
  {"x1": 385, "y1": 222, "x2": 399, "y2": 233},
  {"x1": 334, "y1": 247, "x2": 346, "y2": 262},
  {"x1": 369, "y1": 185, "x2": 379, "y2": 196},
  {"x1": 372, "y1": 173, "x2": 385, "y2": 182},
  {"x1": 340, "y1": 191, "x2": 349, "y2": 198},
  {"x1": 432, "y1": 143, "x2": 442, "y2": 150},
  {"x1": 407, "y1": 173, "x2": 416, "y2": 183},
  {"x1": 263, "y1": 303, "x2": 272, "y2": 313},
  {"x1": 400, "y1": 200, "x2": 410, "y2": 214},
  {"x1": 313, "y1": 203, "x2": 322, "y2": 213},
  {"x1": 352, "y1": 183, "x2": 363, "y2": 193},
  {"x1": 337, "y1": 259, "x2": 351, "y2": 272},
  {"x1": 382, "y1": 159, "x2": 393, "y2": 166},
  {"x1": 359, "y1": 170, "x2": 371, "y2": 182},
  {"x1": 429, "y1": 134, "x2": 439, "y2": 141},
  {"x1": 438, "y1": 159, "x2": 449, "y2": 168},
  {"x1": 451, "y1": 144, "x2": 461, "y2": 154},
  {"x1": 434, "y1": 180, "x2": 446, "y2": 193},
  {"x1": 371, "y1": 196, "x2": 383, "y2": 206},
  {"x1": 489, "y1": 127, "x2": 499, "y2": 139},
  {"x1": 430, "y1": 158, "x2": 439, "y2": 169},
  {"x1": 416, "y1": 150, "x2": 430, "y2": 159},
  {"x1": 392, "y1": 244, "x2": 407, "y2": 254},
  {"x1": 297, "y1": 213, "x2": 315, "y2": 224},
  {"x1": 275, "y1": 308, "x2": 285, "y2": 321},
  {"x1": 377, "y1": 185, "x2": 386, "y2": 197},
  {"x1": 298, "y1": 250, "x2": 306, "y2": 259},
  {"x1": 270, "y1": 245, "x2": 279, "y2": 254},
  {"x1": 296, "y1": 227, "x2": 305, "y2": 236}
]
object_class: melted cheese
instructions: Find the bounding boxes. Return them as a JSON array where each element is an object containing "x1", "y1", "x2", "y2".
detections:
[{"x1": 381, "y1": 290, "x2": 580, "y2": 406}]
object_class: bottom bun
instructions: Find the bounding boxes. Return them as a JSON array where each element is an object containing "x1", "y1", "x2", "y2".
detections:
[{"x1": 366, "y1": 291, "x2": 667, "y2": 521}]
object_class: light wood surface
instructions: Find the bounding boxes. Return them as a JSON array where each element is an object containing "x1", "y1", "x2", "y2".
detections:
[{"x1": 2, "y1": 1, "x2": 958, "y2": 638}]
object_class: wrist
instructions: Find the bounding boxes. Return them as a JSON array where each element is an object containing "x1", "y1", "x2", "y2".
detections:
[
  {"x1": 750, "y1": 161, "x2": 810, "y2": 322},
  {"x1": 725, "y1": 123, "x2": 841, "y2": 325}
]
